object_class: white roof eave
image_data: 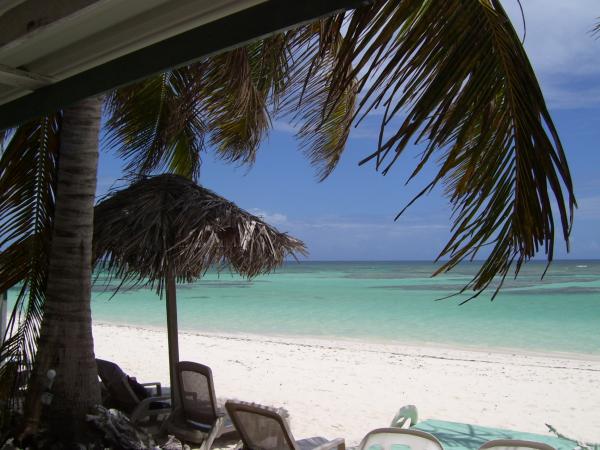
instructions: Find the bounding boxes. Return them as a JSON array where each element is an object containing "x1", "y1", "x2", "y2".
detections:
[{"x1": 0, "y1": 0, "x2": 266, "y2": 105}]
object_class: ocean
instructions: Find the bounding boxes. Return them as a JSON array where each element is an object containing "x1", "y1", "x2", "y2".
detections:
[{"x1": 8, "y1": 261, "x2": 600, "y2": 356}]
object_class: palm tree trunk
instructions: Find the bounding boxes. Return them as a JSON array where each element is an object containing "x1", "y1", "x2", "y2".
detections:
[{"x1": 23, "y1": 96, "x2": 102, "y2": 442}]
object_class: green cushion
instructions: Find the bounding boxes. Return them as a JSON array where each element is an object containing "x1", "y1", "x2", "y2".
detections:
[{"x1": 413, "y1": 420, "x2": 577, "y2": 450}]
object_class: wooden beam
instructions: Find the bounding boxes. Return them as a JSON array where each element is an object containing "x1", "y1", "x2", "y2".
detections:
[
  {"x1": 0, "y1": 0, "x2": 364, "y2": 130},
  {"x1": 0, "y1": 63, "x2": 54, "y2": 89},
  {"x1": 0, "y1": 0, "x2": 26, "y2": 16},
  {"x1": 0, "y1": 0, "x2": 98, "y2": 44}
]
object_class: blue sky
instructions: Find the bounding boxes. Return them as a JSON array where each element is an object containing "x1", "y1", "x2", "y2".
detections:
[{"x1": 97, "y1": 1, "x2": 600, "y2": 261}]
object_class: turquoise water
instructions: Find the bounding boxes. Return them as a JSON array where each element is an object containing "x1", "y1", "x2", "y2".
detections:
[{"x1": 8, "y1": 261, "x2": 600, "y2": 355}]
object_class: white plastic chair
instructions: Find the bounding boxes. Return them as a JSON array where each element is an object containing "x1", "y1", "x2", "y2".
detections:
[
  {"x1": 479, "y1": 440, "x2": 556, "y2": 450},
  {"x1": 390, "y1": 405, "x2": 419, "y2": 428},
  {"x1": 357, "y1": 428, "x2": 443, "y2": 450},
  {"x1": 226, "y1": 400, "x2": 345, "y2": 450}
]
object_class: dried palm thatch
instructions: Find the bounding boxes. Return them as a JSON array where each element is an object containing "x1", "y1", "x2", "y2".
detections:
[
  {"x1": 93, "y1": 174, "x2": 306, "y2": 288},
  {"x1": 93, "y1": 174, "x2": 306, "y2": 402}
]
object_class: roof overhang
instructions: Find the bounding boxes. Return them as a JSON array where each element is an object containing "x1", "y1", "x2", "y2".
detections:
[{"x1": 0, "y1": 0, "x2": 363, "y2": 130}]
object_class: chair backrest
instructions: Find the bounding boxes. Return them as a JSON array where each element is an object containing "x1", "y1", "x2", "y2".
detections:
[
  {"x1": 225, "y1": 400, "x2": 297, "y2": 450},
  {"x1": 358, "y1": 428, "x2": 444, "y2": 450},
  {"x1": 480, "y1": 440, "x2": 556, "y2": 450},
  {"x1": 95, "y1": 358, "x2": 140, "y2": 414},
  {"x1": 176, "y1": 361, "x2": 219, "y2": 425}
]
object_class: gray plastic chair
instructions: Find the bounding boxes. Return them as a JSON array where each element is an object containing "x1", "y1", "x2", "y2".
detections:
[
  {"x1": 225, "y1": 400, "x2": 345, "y2": 450},
  {"x1": 95, "y1": 358, "x2": 170, "y2": 424},
  {"x1": 165, "y1": 361, "x2": 236, "y2": 448},
  {"x1": 479, "y1": 440, "x2": 556, "y2": 450},
  {"x1": 357, "y1": 428, "x2": 443, "y2": 450}
]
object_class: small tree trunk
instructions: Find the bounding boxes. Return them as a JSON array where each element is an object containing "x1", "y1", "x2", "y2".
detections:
[{"x1": 23, "y1": 96, "x2": 103, "y2": 443}]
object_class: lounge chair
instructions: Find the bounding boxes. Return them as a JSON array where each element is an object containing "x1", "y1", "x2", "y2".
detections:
[
  {"x1": 225, "y1": 400, "x2": 345, "y2": 450},
  {"x1": 356, "y1": 428, "x2": 443, "y2": 450},
  {"x1": 95, "y1": 358, "x2": 170, "y2": 424},
  {"x1": 480, "y1": 440, "x2": 556, "y2": 450},
  {"x1": 165, "y1": 361, "x2": 237, "y2": 448}
]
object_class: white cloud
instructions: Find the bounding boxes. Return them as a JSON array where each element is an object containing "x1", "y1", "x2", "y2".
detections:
[
  {"x1": 540, "y1": 83, "x2": 600, "y2": 110},
  {"x1": 249, "y1": 209, "x2": 447, "y2": 236},
  {"x1": 296, "y1": 219, "x2": 446, "y2": 233},
  {"x1": 502, "y1": 0, "x2": 600, "y2": 109},
  {"x1": 276, "y1": 3, "x2": 599, "y2": 119},
  {"x1": 250, "y1": 208, "x2": 288, "y2": 225},
  {"x1": 349, "y1": 126, "x2": 379, "y2": 140},
  {"x1": 291, "y1": 215, "x2": 450, "y2": 260},
  {"x1": 360, "y1": 2, "x2": 600, "y2": 111},
  {"x1": 272, "y1": 120, "x2": 299, "y2": 134},
  {"x1": 503, "y1": 0, "x2": 600, "y2": 76},
  {"x1": 577, "y1": 196, "x2": 600, "y2": 220}
]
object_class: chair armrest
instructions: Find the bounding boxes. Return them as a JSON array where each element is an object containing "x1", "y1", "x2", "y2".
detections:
[
  {"x1": 140, "y1": 381, "x2": 162, "y2": 396},
  {"x1": 391, "y1": 404, "x2": 418, "y2": 428},
  {"x1": 198, "y1": 415, "x2": 227, "y2": 450},
  {"x1": 130, "y1": 395, "x2": 171, "y2": 424},
  {"x1": 312, "y1": 438, "x2": 345, "y2": 450}
]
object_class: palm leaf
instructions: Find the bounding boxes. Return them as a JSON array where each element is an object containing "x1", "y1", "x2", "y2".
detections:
[
  {"x1": 278, "y1": 16, "x2": 357, "y2": 180},
  {"x1": 101, "y1": 0, "x2": 575, "y2": 298},
  {"x1": 319, "y1": 0, "x2": 575, "y2": 298},
  {"x1": 104, "y1": 69, "x2": 206, "y2": 180},
  {"x1": 0, "y1": 116, "x2": 59, "y2": 419},
  {"x1": 104, "y1": 37, "x2": 294, "y2": 179},
  {"x1": 199, "y1": 51, "x2": 272, "y2": 165},
  {"x1": 105, "y1": 21, "x2": 358, "y2": 181}
]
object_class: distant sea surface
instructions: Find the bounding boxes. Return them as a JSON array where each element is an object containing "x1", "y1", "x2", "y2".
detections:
[{"x1": 9, "y1": 261, "x2": 600, "y2": 356}]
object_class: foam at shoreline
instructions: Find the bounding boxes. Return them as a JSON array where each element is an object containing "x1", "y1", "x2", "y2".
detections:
[{"x1": 94, "y1": 320, "x2": 600, "y2": 363}]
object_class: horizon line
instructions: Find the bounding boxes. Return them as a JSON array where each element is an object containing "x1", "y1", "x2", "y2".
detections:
[{"x1": 283, "y1": 258, "x2": 600, "y2": 263}]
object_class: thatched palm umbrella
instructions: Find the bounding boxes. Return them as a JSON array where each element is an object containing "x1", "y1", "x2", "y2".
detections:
[{"x1": 93, "y1": 174, "x2": 305, "y2": 403}]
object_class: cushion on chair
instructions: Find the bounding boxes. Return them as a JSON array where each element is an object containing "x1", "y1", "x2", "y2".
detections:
[
  {"x1": 127, "y1": 376, "x2": 150, "y2": 400},
  {"x1": 296, "y1": 437, "x2": 330, "y2": 450},
  {"x1": 148, "y1": 400, "x2": 170, "y2": 410}
]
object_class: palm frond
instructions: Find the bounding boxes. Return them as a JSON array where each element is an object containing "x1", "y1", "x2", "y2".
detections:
[
  {"x1": 105, "y1": 23, "x2": 358, "y2": 181},
  {"x1": 104, "y1": 38, "x2": 290, "y2": 180},
  {"x1": 278, "y1": 16, "x2": 357, "y2": 180},
  {"x1": 326, "y1": 0, "x2": 575, "y2": 297},
  {"x1": 105, "y1": 0, "x2": 574, "y2": 297},
  {"x1": 201, "y1": 36, "x2": 291, "y2": 165},
  {"x1": 93, "y1": 174, "x2": 306, "y2": 293},
  {"x1": 200, "y1": 23, "x2": 358, "y2": 175},
  {"x1": 104, "y1": 68, "x2": 206, "y2": 180},
  {"x1": 0, "y1": 129, "x2": 11, "y2": 150},
  {"x1": 0, "y1": 116, "x2": 59, "y2": 418}
]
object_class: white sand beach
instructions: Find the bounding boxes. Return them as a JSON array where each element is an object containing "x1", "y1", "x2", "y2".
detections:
[{"x1": 93, "y1": 323, "x2": 600, "y2": 447}]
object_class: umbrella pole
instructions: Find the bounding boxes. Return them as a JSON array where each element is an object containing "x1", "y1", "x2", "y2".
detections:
[{"x1": 165, "y1": 269, "x2": 180, "y2": 408}]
